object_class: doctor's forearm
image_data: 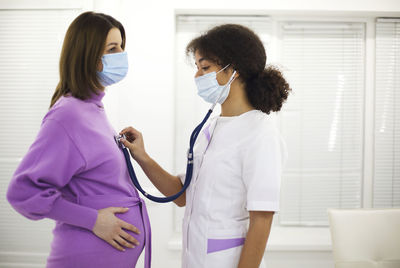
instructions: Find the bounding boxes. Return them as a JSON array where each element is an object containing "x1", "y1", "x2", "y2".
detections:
[
  {"x1": 237, "y1": 211, "x2": 274, "y2": 268},
  {"x1": 136, "y1": 155, "x2": 186, "y2": 206}
]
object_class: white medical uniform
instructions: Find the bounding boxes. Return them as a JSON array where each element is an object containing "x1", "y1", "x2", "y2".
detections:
[{"x1": 179, "y1": 110, "x2": 287, "y2": 268}]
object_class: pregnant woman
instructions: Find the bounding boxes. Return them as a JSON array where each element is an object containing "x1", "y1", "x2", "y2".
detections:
[{"x1": 7, "y1": 11, "x2": 151, "y2": 268}]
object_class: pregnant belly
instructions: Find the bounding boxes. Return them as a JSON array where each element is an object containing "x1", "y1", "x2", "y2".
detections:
[{"x1": 47, "y1": 195, "x2": 148, "y2": 268}]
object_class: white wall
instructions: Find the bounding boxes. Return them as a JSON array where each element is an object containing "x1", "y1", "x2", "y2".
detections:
[{"x1": 0, "y1": 0, "x2": 399, "y2": 267}]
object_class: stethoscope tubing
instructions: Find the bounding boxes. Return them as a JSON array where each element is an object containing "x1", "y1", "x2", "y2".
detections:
[
  {"x1": 121, "y1": 70, "x2": 235, "y2": 202},
  {"x1": 121, "y1": 109, "x2": 213, "y2": 203}
]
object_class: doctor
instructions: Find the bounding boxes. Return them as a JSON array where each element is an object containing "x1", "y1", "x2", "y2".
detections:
[{"x1": 120, "y1": 24, "x2": 291, "y2": 268}]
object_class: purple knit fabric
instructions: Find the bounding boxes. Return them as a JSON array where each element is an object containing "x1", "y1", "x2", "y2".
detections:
[{"x1": 7, "y1": 91, "x2": 151, "y2": 268}]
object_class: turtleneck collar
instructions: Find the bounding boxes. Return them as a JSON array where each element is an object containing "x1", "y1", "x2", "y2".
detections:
[{"x1": 84, "y1": 90, "x2": 105, "y2": 108}]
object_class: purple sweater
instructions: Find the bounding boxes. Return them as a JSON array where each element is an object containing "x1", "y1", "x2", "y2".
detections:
[{"x1": 7, "y1": 91, "x2": 139, "y2": 231}]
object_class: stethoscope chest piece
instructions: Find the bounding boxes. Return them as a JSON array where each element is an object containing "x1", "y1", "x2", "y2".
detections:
[{"x1": 114, "y1": 134, "x2": 126, "y2": 149}]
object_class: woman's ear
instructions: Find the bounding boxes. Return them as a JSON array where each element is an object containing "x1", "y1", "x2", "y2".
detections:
[{"x1": 233, "y1": 70, "x2": 240, "y2": 79}]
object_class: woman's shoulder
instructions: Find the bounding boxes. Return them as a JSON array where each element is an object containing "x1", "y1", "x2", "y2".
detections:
[
  {"x1": 241, "y1": 110, "x2": 279, "y2": 135},
  {"x1": 42, "y1": 95, "x2": 87, "y2": 127},
  {"x1": 239, "y1": 111, "x2": 287, "y2": 159}
]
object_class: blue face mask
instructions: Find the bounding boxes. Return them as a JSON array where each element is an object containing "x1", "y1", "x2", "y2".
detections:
[
  {"x1": 97, "y1": 51, "x2": 128, "y2": 87},
  {"x1": 195, "y1": 64, "x2": 236, "y2": 104}
]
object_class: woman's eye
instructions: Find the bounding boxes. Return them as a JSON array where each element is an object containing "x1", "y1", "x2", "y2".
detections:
[
  {"x1": 202, "y1": 66, "x2": 210, "y2": 71},
  {"x1": 108, "y1": 47, "x2": 116, "y2": 52}
]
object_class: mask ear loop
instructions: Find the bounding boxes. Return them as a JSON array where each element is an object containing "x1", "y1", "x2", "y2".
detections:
[
  {"x1": 216, "y1": 64, "x2": 230, "y2": 74},
  {"x1": 211, "y1": 69, "x2": 237, "y2": 110}
]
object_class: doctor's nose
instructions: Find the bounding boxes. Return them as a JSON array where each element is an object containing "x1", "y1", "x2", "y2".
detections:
[{"x1": 195, "y1": 70, "x2": 202, "y2": 78}]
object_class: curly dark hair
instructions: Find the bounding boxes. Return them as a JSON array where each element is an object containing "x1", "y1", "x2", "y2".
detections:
[{"x1": 186, "y1": 24, "x2": 291, "y2": 114}]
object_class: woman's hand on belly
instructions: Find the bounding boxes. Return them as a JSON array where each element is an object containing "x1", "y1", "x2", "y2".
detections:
[{"x1": 92, "y1": 207, "x2": 141, "y2": 251}]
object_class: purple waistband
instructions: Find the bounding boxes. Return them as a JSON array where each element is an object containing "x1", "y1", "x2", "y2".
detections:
[
  {"x1": 76, "y1": 194, "x2": 141, "y2": 209},
  {"x1": 77, "y1": 195, "x2": 152, "y2": 268}
]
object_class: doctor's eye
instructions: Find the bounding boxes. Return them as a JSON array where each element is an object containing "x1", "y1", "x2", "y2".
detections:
[
  {"x1": 202, "y1": 66, "x2": 210, "y2": 71},
  {"x1": 108, "y1": 47, "x2": 116, "y2": 53}
]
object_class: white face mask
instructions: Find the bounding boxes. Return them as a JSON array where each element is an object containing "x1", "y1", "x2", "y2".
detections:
[{"x1": 195, "y1": 64, "x2": 237, "y2": 104}]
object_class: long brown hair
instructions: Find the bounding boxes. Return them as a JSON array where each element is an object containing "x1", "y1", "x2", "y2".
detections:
[{"x1": 50, "y1": 11, "x2": 126, "y2": 108}]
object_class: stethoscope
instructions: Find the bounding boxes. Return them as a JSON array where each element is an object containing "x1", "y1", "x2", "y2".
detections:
[{"x1": 115, "y1": 70, "x2": 236, "y2": 203}]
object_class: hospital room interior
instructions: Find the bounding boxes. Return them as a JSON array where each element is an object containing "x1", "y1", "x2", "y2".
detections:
[{"x1": 0, "y1": 0, "x2": 399, "y2": 267}]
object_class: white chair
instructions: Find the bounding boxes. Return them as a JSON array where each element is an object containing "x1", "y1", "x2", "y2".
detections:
[{"x1": 328, "y1": 209, "x2": 400, "y2": 268}]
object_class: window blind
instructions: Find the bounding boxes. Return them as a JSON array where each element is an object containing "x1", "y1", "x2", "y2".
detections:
[
  {"x1": 279, "y1": 22, "x2": 365, "y2": 226},
  {"x1": 373, "y1": 18, "x2": 400, "y2": 208},
  {"x1": 0, "y1": 8, "x2": 80, "y2": 261}
]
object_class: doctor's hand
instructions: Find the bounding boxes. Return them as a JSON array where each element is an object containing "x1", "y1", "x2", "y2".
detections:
[
  {"x1": 92, "y1": 207, "x2": 140, "y2": 251},
  {"x1": 119, "y1": 127, "x2": 149, "y2": 164}
]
